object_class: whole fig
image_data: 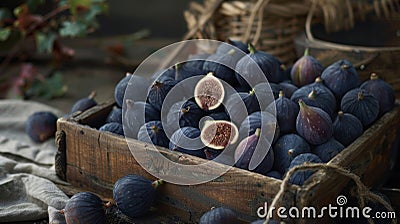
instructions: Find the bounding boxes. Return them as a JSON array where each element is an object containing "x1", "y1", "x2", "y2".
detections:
[
  {"x1": 333, "y1": 111, "x2": 363, "y2": 146},
  {"x1": 234, "y1": 128, "x2": 274, "y2": 175},
  {"x1": 25, "y1": 111, "x2": 58, "y2": 143},
  {"x1": 273, "y1": 133, "x2": 310, "y2": 174},
  {"x1": 288, "y1": 153, "x2": 322, "y2": 185},
  {"x1": 340, "y1": 88, "x2": 379, "y2": 128},
  {"x1": 290, "y1": 49, "x2": 323, "y2": 87},
  {"x1": 320, "y1": 59, "x2": 359, "y2": 101},
  {"x1": 113, "y1": 174, "x2": 162, "y2": 218},
  {"x1": 296, "y1": 100, "x2": 333, "y2": 145},
  {"x1": 63, "y1": 192, "x2": 106, "y2": 224},
  {"x1": 360, "y1": 73, "x2": 395, "y2": 116},
  {"x1": 199, "y1": 207, "x2": 239, "y2": 224}
]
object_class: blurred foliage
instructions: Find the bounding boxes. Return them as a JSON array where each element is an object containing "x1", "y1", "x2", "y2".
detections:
[{"x1": 0, "y1": 0, "x2": 108, "y2": 99}]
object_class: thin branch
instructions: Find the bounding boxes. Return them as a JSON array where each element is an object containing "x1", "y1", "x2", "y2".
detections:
[{"x1": 0, "y1": 4, "x2": 70, "y2": 76}]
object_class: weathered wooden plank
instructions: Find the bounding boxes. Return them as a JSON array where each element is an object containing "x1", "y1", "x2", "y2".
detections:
[{"x1": 56, "y1": 100, "x2": 400, "y2": 223}]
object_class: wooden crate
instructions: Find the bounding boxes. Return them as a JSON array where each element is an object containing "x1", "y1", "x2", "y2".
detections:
[{"x1": 55, "y1": 99, "x2": 400, "y2": 223}]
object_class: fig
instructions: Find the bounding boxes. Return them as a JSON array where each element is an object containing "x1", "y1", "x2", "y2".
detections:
[
  {"x1": 202, "y1": 50, "x2": 241, "y2": 86},
  {"x1": 199, "y1": 207, "x2": 239, "y2": 224},
  {"x1": 166, "y1": 100, "x2": 205, "y2": 131},
  {"x1": 333, "y1": 111, "x2": 364, "y2": 147},
  {"x1": 269, "y1": 82, "x2": 282, "y2": 99},
  {"x1": 273, "y1": 133, "x2": 311, "y2": 174},
  {"x1": 239, "y1": 111, "x2": 279, "y2": 144},
  {"x1": 63, "y1": 192, "x2": 106, "y2": 224},
  {"x1": 266, "y1": 91, "x2": 299, "y2": 134},
  {"x1": 174, "y1": 61, "x2": 206, "y2": 82},
  {"x1": 169, "y1": 127, "x2": 207, "y2": 159},
  {"x1": 278, "y1": 82, "x2": 298, "y2": 98},
  {"x1": 312, "y1": 138, "x2": 345, "y2": 162},
  {"x1": 266, "y1": 170, "x2": 282, "y2": 180},
  {"x1": 113, "y1": 174, "x2": 163, "y2": 218},
  {"x1": 137, "y1": 120, "x2": 169, "y2": 148},
  {"x1": 290, "y1": 49, "x2": 324, "y2": 87},
  {"x1": 216, "y1": 39, "x2": 249, "y2": 55},
  {"x1": 124, "y1": 99, "x2": 160, "y2": 138},
  {"x1": 235, "y1": 44, "x2": 283, "y2": 87},
  {"x1": 340, "y1": 88, "x2": 380, "y2": 128},
  {"x1": 225, "y1": 90, "x2": 261, "y2": 125},
  {"x1": 194, "y1": 72, "x2": 225, "y2": 111},
  {"x1": 320, "y1": 59, "x2": 359, "y2": 100},
  {"x1": 99, "y1": 122, "x2": 124, "y2": 136},
  {"x1": 291, "y1": 78, "x2": 337, "y2": 119},
  {"x1": 70, "y1": 91, "x2": 97, "y2": 114},
  {"x1": 234, "y1": 128, "x2": 274, "y2": 175},
  {"x1": 154, "y1": 67, "x2": 176, "y2": 83},
  {"x1": 25, "y1": 111, "x2": 58, "y2": 143},
  {"x1": 360, "y1": 73, "x2": 395, "y2": 116},
  {"x1": 147, "y1": 79, "x2": 176, "y2": 111},
  {"x1": 200, "y1": 120, "x2": 238, "y2": 150},
  {"x1": 115, "y1": 73, "x2": 149, "y2": 108},
  {"x1": 106, "y1": 106, "x2": 122, "y2": 124},
  {"x1": 296, "y1": 100, "x2": 333, "y2": 145},
  {"x1": 185, "y1": 53, "x2": 210, "y2": 71},
  {"x1": 288, "y1": 153, "x2": 322, "y2": 185}
]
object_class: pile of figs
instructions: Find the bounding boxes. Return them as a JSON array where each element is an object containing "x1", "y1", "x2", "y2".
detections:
[
  {"x1": 100, "y1": 40, "x2": 395, "y2": 186},
  {"x1": 61, "y1": 174, "x2": 162, "y2": 224}
]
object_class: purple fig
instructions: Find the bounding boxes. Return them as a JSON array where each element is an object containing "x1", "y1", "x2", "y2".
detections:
[
  {"x1": 321, "y1": 59, "x2": 359, "y2": 101},
  {"x1": 290, "y1": 49, "x2": 323, "y2": 87},
  {"x1": 234, "y1": 128, "x2": 274, "y2": 175},
  {"x1": 333, "y1": 111, "x2": 363, "y2": 146},
  {"x1": 340, "y1": 88, "x2": 379, "y2": 128},
  {"x1": 296, "y1": 100, "x2": 333, "y2": 145},
  {"x1": 360, "y1": 73, "x2": 395, "y2": 116}
]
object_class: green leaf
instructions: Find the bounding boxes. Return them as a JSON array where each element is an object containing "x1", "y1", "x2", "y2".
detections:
[
  {"x1": 59, "y1": 21, "x2": 87, "y2": 37},
  {"x1": 28, "y1": 72, "x2": 67, "y2": 99},
  {"x1": 0, "y1": 8, "x2": 12, "y2": 21},
  {"x1": 58, "y1": 0, "x2": 68, "y2": 7},
  {"x1": 68, "y1": 0, "x2": 92, "y2": 17},
  {"x1": 0, "y1": 28, "x2": 11, "y2": 41},
  {"x1": 35, "y1": 32, "x2": 57, "y2": 53}
]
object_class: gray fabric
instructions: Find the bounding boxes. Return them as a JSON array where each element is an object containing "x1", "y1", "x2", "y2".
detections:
[{"x1": 0, "y1": 100, "x2": 69, "y2": 223}]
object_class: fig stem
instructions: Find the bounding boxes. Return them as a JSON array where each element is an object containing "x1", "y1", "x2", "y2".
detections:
[
  {"x1": 298, "y1": 99, "x2": 307, "y2": 108},
  {"x1": 248, "y1": 43, "x2": 256, "y2": 54},
  {"x1": 304, "y1": 48, "x2": 310, "y2": 56},
  {"x1": 249, "y1": 88, "x2": 256, "y2": 95},
  {"x1": 174, "y1": 64, "x2": 180, "y2": 80},
  {"x1": 88, "y1": 91, "x2": 96, "y2": 99},
  {"x1": 152, "y1": 179, "x2": 164, "y2": 189},
  {"x1": 370, "y1": 73, "x2": 378, "y2": 80},
  {"x1": 341, "y1": 64, "x2": 350, "y2": 70},
  {"x1": 227, "y1": 48, "x2": 235, "y2": 55},
  {"x1": 255, "y1": 128, "x2": 261, "y2": 137},
  {"x1": 338, "y1": 111, "x2": 344, "y2": 118},
  {"x1": 315, "y1": 76, "x2": 323, "y2": 83},
  {"x1": 278, "y1": 90, "x2": 284, "y2": 98},
  {"x1": 151, "y1": 125, "x2": 159, "y2": 133},
  {"x1": 357, "y1": 91, "x2": 364, "y2": 101},
  {"x1": 308, "y1": 89, "x2": 316, "y2": 100}
]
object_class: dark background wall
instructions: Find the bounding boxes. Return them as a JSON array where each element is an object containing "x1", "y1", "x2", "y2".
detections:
[{"x1": 97, "y1": 0, "x2": 195, "y2": 38}]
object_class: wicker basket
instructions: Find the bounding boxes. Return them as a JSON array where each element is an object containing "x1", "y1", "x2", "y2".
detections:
[{"x1": 183, "y1": 0, "x2": 399, "y2": 65}]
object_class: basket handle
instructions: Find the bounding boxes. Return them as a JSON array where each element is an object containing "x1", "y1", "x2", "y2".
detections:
[
  {"x1": 243, "y1": 0, "x2": 271, "y2": 45},
  {"x1": 158, "y1": 0, "x2": 224, "y2": 70}
]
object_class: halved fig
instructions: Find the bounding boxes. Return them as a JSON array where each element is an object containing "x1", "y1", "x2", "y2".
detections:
[
  {"x1": 200, "y1": 120, "x2": 238, "y2": 150},
  {"x1": 194, "y1": 72, "x2": 225, "y2": 111}
]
